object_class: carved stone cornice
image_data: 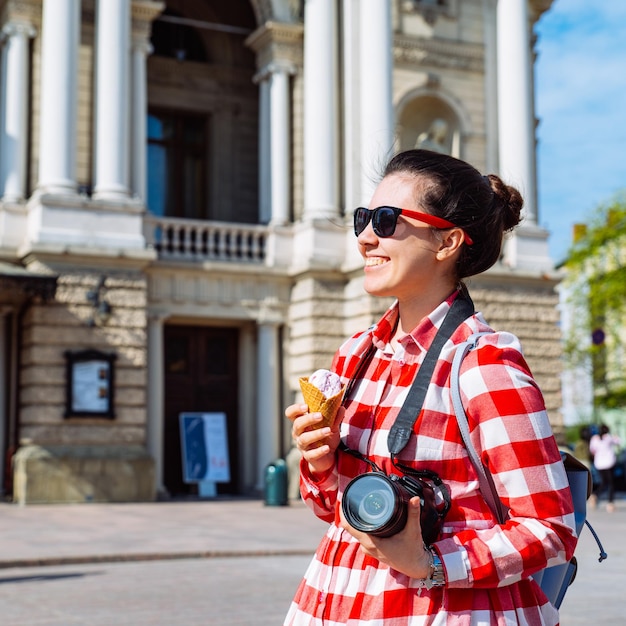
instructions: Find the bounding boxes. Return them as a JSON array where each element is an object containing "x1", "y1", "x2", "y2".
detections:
[
  {"x1": 393, "y1": 33, "x2": 484, "y2": 73},
  {"x1": 147, "y1": 269, "x2": 291, "y2": 323},
  {"x1": 245, "y1": 20, "x2": 304, "y2": 71}
]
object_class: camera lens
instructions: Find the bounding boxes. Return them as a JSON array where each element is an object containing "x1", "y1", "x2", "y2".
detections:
[
  {"x1": 358, "y1": 488, "x2": 394, "y2": 524},
  {"x1": 342, "y1": 473, "x2": 409, "y2": 537}
]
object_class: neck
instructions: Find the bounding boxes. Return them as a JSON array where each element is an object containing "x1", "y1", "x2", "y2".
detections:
[{"x1": 394, "y1": 284, "x2": 459, "y2": 339}]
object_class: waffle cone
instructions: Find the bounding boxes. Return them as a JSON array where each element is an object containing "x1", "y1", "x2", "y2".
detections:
[{"x1": 299, "y1": 377, "x2": 345, "y2": 429}]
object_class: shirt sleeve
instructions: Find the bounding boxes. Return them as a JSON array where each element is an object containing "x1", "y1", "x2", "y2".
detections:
[
  {"x1": 435, "y1": 332, "x2": 578, "y2": 589},
  {"x1": 299, "y1": 457, "x2": 339, "y2": 523}
]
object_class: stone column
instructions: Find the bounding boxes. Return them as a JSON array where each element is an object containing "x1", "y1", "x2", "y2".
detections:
[
  {"x1": 496, "y1": 0, "x2": 536, "y2": 224},
  {"x1": 0, "y1": 21, "x2": 36, "y2": 201},
  {"x1": 482, "y1": 0, "x2": 498, "y2": 173},
  {"x1": 147, "y1": 312, "x2": 166, "y2": 496},
  {"x1": 269, "y1": 64, "x2": 294, "y2": 225},
  {"x1": 93, "y1": 0, "x2": 131, "y2": 201},
  {"x1": 130, "y1": 2, "x2": 163, "y2": 204},
  {"x1": 257, "y1": 75, "x2": 271, "y2": 223},
  {"x1": 358, "y1": 0, "x2": 393, "y2": 205},
  {"x1": 256, "y1": 320, "x2": 281, "y2": 490},
  {"x1": 303, "y1": 0, "x2": 339, "y2": 219},
  {"x1": 36, "y1": 0, "x2": 79, "y2": 195},
  {"x1": 131, "y1": 38, "x2": 152, "y2": 203},
  {"x1": 253, "y1": 62, "x2": 293, "y2": 226}
]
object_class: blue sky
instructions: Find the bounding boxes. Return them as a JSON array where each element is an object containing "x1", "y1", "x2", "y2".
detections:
[{"x1": 534, "y1": 0, "x2": 626, "y2": 264}]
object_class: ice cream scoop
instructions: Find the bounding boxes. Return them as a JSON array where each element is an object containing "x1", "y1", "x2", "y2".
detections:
[{"x1": 309, "y1": 369, "x2": 343, "y2": 398}]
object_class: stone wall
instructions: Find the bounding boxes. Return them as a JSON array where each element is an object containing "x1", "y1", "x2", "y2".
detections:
[
  {"x1": 468, "y1": 271, "x2": 563, "y2": 427},
  {"x1": 13, "y1": 265, "x2": 155, "y2": 503}
]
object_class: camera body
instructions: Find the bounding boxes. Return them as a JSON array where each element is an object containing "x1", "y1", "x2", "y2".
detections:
[{"x1": 341, "y1": 470, "x2": 444, "y2": 543}]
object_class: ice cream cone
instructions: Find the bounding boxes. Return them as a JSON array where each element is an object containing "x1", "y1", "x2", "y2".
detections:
[{"x1": 299, "y1": 377, "x2": 345, "y2": 429}]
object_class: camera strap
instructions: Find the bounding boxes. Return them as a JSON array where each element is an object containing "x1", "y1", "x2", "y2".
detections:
[
  {"x1": 339, "y1": 290, "x2": 474, "y2": 477},
  {"x1": 387, "y1": 290, "x2": 475, "y2": 459}
]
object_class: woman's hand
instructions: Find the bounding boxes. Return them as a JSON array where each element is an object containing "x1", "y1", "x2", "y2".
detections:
[
  {"x1": 339, "y1": 495, "x2": 432, "y2": 579},
  {"x1": 285, "y1": 403, "x2": 345, "y2": 477}
]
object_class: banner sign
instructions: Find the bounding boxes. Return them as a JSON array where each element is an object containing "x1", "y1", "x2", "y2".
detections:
[{"x1": 179, "y1": 412, "x2": 230, "y2": 484}]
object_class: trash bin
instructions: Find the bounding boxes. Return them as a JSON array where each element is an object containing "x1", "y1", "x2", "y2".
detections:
[{"x1": 264, "y1": 458, "x2": 288, "y2": 506}]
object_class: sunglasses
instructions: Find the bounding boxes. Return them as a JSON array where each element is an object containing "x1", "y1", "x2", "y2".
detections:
[{"x1": 353, "y1": 206, "x2": 473, "y2": 245}]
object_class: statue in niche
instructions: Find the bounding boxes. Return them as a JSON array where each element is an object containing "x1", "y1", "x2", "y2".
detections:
[{"x1": 415, "y1": 118, "x2": 449, "y2": 154}]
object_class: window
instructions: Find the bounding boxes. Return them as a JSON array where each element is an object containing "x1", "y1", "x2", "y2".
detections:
[{"x1": 147, "y1": 110, "x2": 208, "y2": 220}]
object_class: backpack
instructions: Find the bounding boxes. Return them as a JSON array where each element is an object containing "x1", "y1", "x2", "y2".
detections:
[{"x1": 451, "y1": 333, "x2": 607, "y2": 609}]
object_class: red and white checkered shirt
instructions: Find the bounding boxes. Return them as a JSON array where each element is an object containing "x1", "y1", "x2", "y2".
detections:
[{"x1": 285, "y1": 293, "x2": 577, "y2": 625}]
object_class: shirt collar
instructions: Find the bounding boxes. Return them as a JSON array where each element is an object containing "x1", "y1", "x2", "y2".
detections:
[{"x1": 371, "y1": 291, "x2": 461, "y2": 355}]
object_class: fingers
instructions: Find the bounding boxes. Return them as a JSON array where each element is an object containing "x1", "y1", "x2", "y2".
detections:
[{"x1": 285, "y1": 403, "x2": 308, "y2": 421}]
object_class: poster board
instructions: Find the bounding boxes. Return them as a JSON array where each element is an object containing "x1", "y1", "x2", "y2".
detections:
[
  {"x1": 179, "y1": 412, "x2": 230, "y2": 484},
  {"x1": 64, "y1": 349, "x2": 116, "y2": 418}
]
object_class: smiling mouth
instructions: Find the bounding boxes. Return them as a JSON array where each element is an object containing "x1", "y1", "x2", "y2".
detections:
[{"x1": 365, "y1": 257, "x2": 388, "y2": 267}]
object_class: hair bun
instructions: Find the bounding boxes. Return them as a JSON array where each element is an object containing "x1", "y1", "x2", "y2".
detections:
[{"x1": 488, "y1": 175, "x2": 523, "y2": 231}]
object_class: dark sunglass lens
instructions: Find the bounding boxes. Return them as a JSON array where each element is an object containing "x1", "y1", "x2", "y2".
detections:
[
  {"x1": 354, "y1": 208, "x2": 370, "y2": 236},
  {"x1": 374, "y1": 208, "x2": 397, "y2": 237}
]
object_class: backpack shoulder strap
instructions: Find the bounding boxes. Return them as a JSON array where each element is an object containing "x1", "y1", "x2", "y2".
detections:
[
  {"x1": 450, "y1": 332, "x2": 508, "y2": 524},
  {"x1": 451, "y1": 333, "x2": 608, "y2": 564}
]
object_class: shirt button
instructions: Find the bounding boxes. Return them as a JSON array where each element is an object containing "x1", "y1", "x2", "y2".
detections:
[{"x1": 398, "y1": 359, "x2": 405, "y2": 366}]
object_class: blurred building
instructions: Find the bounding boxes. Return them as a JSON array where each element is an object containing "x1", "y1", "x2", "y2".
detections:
[{"x1": 0, "y1": 0, "x2": 560, "y2": 503}]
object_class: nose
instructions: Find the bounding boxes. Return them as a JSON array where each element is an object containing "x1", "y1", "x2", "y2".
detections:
[{"x1": 356, "y1": 217, "x2": 377, "y2": 245}]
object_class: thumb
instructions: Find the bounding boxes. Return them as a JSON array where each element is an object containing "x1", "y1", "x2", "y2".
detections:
[{"x1": 407, "y1": 495, "x2": 424, "y2": 541}]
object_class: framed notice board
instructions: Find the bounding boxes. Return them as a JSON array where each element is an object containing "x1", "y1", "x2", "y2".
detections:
[{"x1": 64, "y1": 349, "x2": 116, "y2": 418}]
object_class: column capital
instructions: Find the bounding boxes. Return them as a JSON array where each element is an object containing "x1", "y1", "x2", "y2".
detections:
[
  {"x1": 246, "y1": 20, "x2": 303, "y2": 73},
  {"x1": 1, "y1": 21, "x2": 36, "y2": 41},
  {"x1": 253, "y1": 296, "x2": 287, "y2": 325},
  {"x1": 147, "y1": 309, "x2": 169, "y2": 324},
  {"x1": 253, "y1": 60, "x2": 297, "y2": 84},
  {"x1": 131, "y1": 0, "x2": 165, "y2": 44}
]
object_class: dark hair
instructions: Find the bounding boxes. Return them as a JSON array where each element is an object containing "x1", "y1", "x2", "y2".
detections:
[{"x1": 382, "y1": 149, "x2": 524, "y2": 278}]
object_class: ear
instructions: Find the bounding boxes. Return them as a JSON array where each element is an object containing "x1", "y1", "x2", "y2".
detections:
[{"x1": 435, "y1": 228, "x2": 465, "y2": 261}]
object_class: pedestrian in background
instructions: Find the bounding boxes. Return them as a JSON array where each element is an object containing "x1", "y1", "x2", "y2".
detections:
[{"x1": 589, "y1": 423, "x2": 621, "y2": 512}]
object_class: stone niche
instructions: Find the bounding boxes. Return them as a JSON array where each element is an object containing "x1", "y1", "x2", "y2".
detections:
[{"x1": 12, "y1": 444, "x2": 155, "y2": 504}]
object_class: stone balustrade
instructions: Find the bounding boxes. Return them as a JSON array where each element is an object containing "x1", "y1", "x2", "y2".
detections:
[{"x1": 144, "y1": 215, "x2": 268, "y2": 263}]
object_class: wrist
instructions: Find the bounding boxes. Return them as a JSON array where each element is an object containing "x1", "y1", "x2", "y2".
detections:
[{"x1": 418, "y1": 545, "x2": 445, "y2": 589}]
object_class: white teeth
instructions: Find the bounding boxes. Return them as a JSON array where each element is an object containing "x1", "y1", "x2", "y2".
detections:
[{"x1": 365, "y1": 257, "x2": 387, "y2": 266}]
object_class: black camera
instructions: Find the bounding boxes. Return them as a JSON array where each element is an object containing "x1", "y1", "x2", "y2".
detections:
[{"x1": 341, "y1": 470, "x2": 447, "y2": 543}]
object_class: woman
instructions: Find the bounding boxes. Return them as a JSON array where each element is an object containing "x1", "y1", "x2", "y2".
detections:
[
  {"x1": 285, "y1": 150, "x2": 577, "y2": 625},
  {"x1": 590, "y1": 424, "x2": 621, "y2": 512}
]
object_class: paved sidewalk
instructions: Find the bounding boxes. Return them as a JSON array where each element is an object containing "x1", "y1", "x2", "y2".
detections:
[
  {"x1": 0, "y1": 496, "x2": 623, "y2": 624},
  {"x1": 0, "y1": 498, "x2": 327, "y2": 568}
]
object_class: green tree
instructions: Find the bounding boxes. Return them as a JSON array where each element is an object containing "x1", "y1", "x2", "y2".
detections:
[{"x1": 562, "y1": 193, "x2": 626, "y2": 410}]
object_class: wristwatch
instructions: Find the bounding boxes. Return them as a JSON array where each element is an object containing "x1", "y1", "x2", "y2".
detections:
[{"x1": 423, "y1": 545, "x2": 445, "y2": 589}]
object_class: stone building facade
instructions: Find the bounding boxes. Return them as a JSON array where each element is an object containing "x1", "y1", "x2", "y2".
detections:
[{"x1": 0, "y1": 0, "x2": 561, "y2": 504}]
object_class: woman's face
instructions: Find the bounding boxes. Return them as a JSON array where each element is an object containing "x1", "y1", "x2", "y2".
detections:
[{"x1": 357, "y1": 173, "x2": 450, "y2": 301}]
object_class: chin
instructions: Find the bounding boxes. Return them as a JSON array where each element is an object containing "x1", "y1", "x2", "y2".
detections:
[{"x1": 363, "y1": 282, "x2": 393, "y2": 299}]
